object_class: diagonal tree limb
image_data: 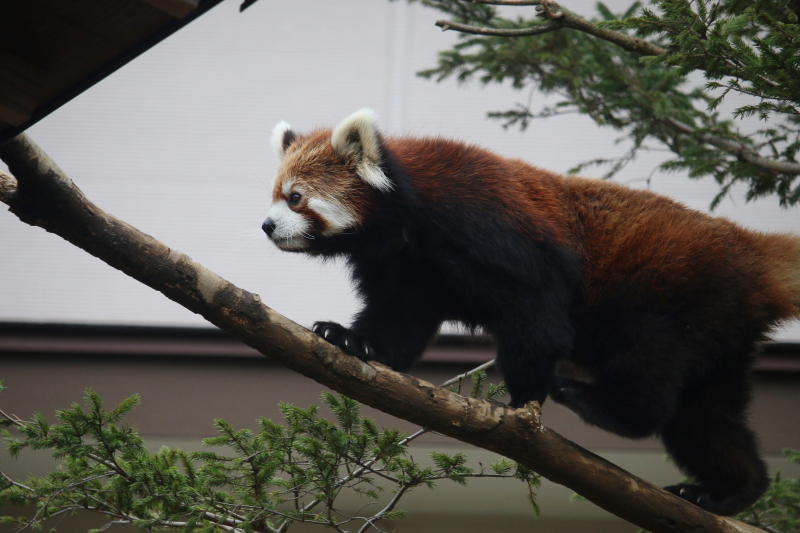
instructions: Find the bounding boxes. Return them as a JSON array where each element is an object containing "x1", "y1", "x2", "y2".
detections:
[{"x1": 0, "y1": 133, "x2": 764, "y2": 533}]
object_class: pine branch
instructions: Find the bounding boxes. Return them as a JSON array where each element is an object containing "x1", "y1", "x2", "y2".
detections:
[
  {"x1": 356, "y1": 484, "x2": 410, "y2": 533},
  {"x1": 664, "y1": 117, "x2": 800, "y2": 175},
  {"x1": 436, "y1": 0, "x2": 800, "y2": 183},
  {"x1": 1, "y1": 472, "x2": 31, "y2": 492},
  {"x1": 0, "y1": 132, "x2": 767, "y2": 533},
  {"x1": 435, "y1": 1, "x2": 669, "y2": 56},
  {"x1": 0, "y1": 408, "x2": 25, "y2": 428},
  {"x1": 275, "y1": 427, "x2": 430, "y2": 533},
  {"x1": 558, "y1": 8, "x2": 668, "y2": 56}
]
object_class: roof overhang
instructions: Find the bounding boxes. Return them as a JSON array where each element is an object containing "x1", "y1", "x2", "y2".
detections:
[{"x1": 0, "y1": 0, "x2": 228, "y2": 145}]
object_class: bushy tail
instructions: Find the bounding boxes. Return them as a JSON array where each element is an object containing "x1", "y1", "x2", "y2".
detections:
[{"x1": 759, "y1": 232, "x2": 800, "y2": 319}]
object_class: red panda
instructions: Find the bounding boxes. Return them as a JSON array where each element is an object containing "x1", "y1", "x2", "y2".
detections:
[{"x1": 263, "y1": 108, "x2": 800, "y2": 515}]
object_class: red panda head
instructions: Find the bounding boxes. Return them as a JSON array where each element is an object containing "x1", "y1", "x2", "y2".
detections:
[{"x1": 263, "y1": 109, "x2": 393, "y2": 253}]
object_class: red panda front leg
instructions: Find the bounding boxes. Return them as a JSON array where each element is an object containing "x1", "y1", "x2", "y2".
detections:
[
  {"x1": 494, "y1": 305, "x2": 575, "y2": 408},
  {"x1": 496, "y1": 335, "x2": 560, "y2": 408},
  {"x1": 313, "y1": 298, "x2": 443, "y2": 372}
]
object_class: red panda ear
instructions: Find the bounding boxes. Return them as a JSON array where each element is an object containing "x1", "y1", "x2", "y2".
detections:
[
  {"x1": 272, "y1": 120, "x2": 296, "y2": 159},
  {"x1": 331, "y1": 109, "x2": 393, "y2": 192}
]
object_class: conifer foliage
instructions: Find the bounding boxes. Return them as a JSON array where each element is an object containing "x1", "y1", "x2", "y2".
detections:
[
  {"x1": 0, "y1": 375, "x2": 538, "y2": 533},
  {"x1": 740, "y1": 450, "x2": 800, "y2": 533},
  {"x1": 412, "y1": 0, "x2": 800, "y2": 206}
]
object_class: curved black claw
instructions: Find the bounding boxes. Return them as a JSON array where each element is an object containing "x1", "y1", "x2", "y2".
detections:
[
  {"x1": 548, "y1": 377, "x2": 586, "y2": 409},
  {"x1": 664, "y1": 483, "x2": 715, "y2": 512},
  {"x1": 313, "y1": 321, "x2": 375, "y2": 361}
]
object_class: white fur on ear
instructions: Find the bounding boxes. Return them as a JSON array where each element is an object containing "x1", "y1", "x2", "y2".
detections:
[
  {"x1": 272, "y1": 120, "x2": 295, "y2": 159},
  {"x1": 331, "y1": 109, "x2": 393, "y2": 192}
]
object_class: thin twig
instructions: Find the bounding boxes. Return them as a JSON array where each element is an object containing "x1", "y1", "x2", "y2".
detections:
[
  {"x1": 18, "y1": 505, "x2": 84, "y2": 531},
  {"x1": 468, "y1": 0, "x2": 545, "y2": 4},
  {"x1": 85, "y1": 452, "x2": 132, "y2": 480},
  {"x1": 21, "y1": 472, "x2": 117, "y2": 533},
  {"x1": 276, "y1": 426, "x2": 429, "y2": 533},
  {"x1": 1, "y1": 471, "x2": 32, "y2": 491},
  {"x1": 557, "y1": 10, "x2": 668, "y2": 55},
  {"x1": 436, "y1": 18, "x2": 563, "y2": 36},
  {"x1": 356, "y1": 484, "x2": 411, "y2": 533},
  {"x1": 0, "y1": 408, "x2": 26, "y2": 428},
  {"x1": 440, "y1": 359, "x2": 497, "y2": 388},
  {"x1": 211, "y1": 504, "x2": 249, "y2": 523}
]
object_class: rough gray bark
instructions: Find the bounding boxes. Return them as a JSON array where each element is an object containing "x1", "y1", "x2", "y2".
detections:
[{"x1": 0, "y1": 133, "x2": 765, "y2": 533}]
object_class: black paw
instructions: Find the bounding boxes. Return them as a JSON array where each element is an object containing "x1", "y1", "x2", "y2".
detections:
[
  {"x1": 549, "y1": 378, "x2": 585, "y2": 408},
  {"x1": 313, "y1": 322, "x2": 375, "y2": 361},
  {"x1": 664, "y1": 483, "x2": 714, "y2": 510}
]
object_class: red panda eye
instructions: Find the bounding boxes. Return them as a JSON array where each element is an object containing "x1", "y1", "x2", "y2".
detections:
[{"x1": 288, "y1": 192, "x2": 302, "y2": 205}]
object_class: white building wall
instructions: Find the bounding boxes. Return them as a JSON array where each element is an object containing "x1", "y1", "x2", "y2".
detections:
[{"x1": 2, "y1": 0, "x2": 799, "y2": 339}]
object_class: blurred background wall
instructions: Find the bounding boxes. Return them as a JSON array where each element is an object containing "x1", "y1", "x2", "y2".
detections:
[{"x1": 2, "y1": 0, "x2": 800, "y2": 336}]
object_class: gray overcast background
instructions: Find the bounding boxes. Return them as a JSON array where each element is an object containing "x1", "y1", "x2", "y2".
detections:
[{"x1": 2, "y1": 0, "x2": 800, "y2": 339}]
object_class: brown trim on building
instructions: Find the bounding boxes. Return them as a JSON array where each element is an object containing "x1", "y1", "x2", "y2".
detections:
[{"x1": 1, "y1": 322, "x2": 798, "y2": 371}]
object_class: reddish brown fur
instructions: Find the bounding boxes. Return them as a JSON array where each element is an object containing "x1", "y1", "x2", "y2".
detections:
[
  {"x1": 386, "y1": 136, "x2": 800, "y2": 328},
  {"x1": 278, "y1": 130, "x2": 800, "y2": 328},
  {"x1": 387, "y1": 137, "x2": 569, "y2": 243},
  {"x1": 559, "y1": 177, "x2": 800, "y2": 328}
]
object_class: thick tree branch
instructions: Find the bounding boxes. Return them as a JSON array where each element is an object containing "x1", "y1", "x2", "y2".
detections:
[
  {"x1": 0, "y1": 169, "x2": 14, "y2": 203},
  {"x1": 0, "y1": 133, "x2": 764, "y2": 533}
]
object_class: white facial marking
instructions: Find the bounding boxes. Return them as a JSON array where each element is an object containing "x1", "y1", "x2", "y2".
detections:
[
  {"x1": 281, "y1": 178, "x2": 296, "y2": 197},
  {"x1": 265, "y1": 199, "x2": 311, "y2": 251},
  {"x1": 308, "y1": 196, "x2": 357, "y2": 236}
]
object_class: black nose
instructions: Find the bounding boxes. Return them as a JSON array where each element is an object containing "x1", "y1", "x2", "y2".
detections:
[{"x1": 262, "y1": 218, "x2": 276, "y2": 237}]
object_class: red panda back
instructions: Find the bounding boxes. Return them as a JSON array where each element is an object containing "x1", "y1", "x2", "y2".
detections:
[
  {"x1": 560, "y1": 175, "x2": 800, "y2": 325},
  {"x1": 386, "y1": 137, "x2": 571, "y2": 245},
  {"x1": 387, "y1": 136, "x2": 800, "y2": 327}
]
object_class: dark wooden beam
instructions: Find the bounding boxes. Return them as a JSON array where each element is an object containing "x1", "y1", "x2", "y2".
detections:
[
  {"x1": 138, "y1": 0, "x2": 201, "y2": 18},
  {"x1": 0, "y1": 52, "x2": 45, "y2": 126}
]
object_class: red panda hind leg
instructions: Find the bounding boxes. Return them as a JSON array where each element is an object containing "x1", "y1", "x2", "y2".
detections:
[{"x1": 660, "y1": 366, "x2": 769, "y2": 515}]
